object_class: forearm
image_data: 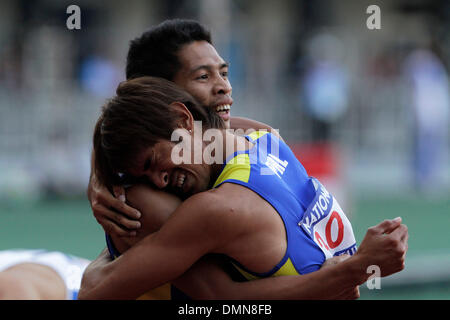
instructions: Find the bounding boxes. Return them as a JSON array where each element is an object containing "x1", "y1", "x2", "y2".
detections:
[
  {"x1": 78, "y1": 230, "x2": 208, "y2": 299},
  {"x1": 215, "y1": 256, "x2": 368, "y2": 300},
  {"x1": 79, "y1": 238, "x2": 167, "y2": 299},
  {"x1": 79, "y1": 258, "x2": 151, "y2": 299}
]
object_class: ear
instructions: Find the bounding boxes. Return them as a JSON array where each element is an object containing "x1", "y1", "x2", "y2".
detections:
[{"x1": 170, "y1": 102, "x2": 194, "y2": 132}]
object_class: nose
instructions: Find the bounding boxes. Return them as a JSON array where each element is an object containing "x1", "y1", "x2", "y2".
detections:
[
  {"x1": 214, "y1": 76, "x2": 232, "y2": 96},
  {"x1": 148, "y1": 170, "x2": 169, "y2": 189}
]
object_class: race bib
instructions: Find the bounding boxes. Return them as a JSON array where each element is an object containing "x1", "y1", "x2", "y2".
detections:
[{"x1": 298, "y1": 178, "x2": 357, "y2": 260}]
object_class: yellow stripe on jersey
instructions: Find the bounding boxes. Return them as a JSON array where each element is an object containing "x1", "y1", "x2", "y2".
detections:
[
  {"x1": 137, "y1": 283, "x2": 172, "y2": 300},
  {"x1": 247, "y1": 130, "x2": 269, "y2": 141},
  {"x1": 230, "y1": 263, "x2": 260, "y2": 281},
  {"x1": 213, "y1": 153, "x2": 251, "y2": 188},
  {"x1": 231, "y1": 258, "x2": 300, "y2": 282},
  {"x1": 273, "y1": 258, "x2": 298, "y2": 276}
]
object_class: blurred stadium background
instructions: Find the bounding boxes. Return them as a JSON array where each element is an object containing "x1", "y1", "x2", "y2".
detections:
[{"x1": 0, "y1": 0, "x2": 449, "y2": 299}]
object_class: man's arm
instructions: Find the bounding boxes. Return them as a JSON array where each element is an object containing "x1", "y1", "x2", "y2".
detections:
[
  {"x1": 87, "y1": 152, "x2": 141, "y2": 237},
  {"x1": 81, "y1": 185, "x2": 355, "y2": 300},
  {"x1": 186, "y1": 259, "x2": 360, "y2": 300},
  {"x1": 176, "y1": 218, "x2": 406, "y2": 300},
  {"x1": 78, "y1": 192, "x2": 242, "y2": 300},
  {"x1": 80, "y1": 250, "x2": 358, "y2": 300},
  {"x1": 173, "y1": 254, "x2": 359, "y2": 300},
  {"x1": 79, "y1": 213, "x2": 407, "y2": 300}
]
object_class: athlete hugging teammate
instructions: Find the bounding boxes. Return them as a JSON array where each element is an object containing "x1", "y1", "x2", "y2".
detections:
[{"x1": 79, "y1": 76, "x2": 407, "y2": 300}]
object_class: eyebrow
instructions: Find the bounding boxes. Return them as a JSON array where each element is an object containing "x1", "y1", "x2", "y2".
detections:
[{"x1": 190, "y1": 62, "x2": 230, "y2": 75}]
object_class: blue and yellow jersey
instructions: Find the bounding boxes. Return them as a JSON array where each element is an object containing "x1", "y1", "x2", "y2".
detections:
[
  {"x1": 104, "y1": 131, "x2": 357, "y2": 295},
  {"x1": 105, "y1": 234, "x2": 190, "y2": 300},
  {"x1": 213, "y1": 131, "x2": 357, "y2": 280}
]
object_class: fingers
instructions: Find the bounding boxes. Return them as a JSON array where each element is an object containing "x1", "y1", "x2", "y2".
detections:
[
  {"x1": 359, "y1": 218, "x2": 409, "y2": 278},
  {"x1": 110, "y1": 197, "x2": 141, "y2": 220},
  {"x1": 95, "y1": 186, "x2": 141, "y2": 220},
  {"x1": 98, "y1": 217, "x2": 137, "y2": 238},
  {"x1": 94, "y1": 204, "x2": 141, "y2": 231},
  {"x1": 382, "y1": 224, "x2": 408, "y2": 275},
  {"x1": 90, "y1": 185, "x2": 142, "y2": 237},
  {"x1": 369, "y1": 217, "x2": 402, "y2": 235},
  {"x1": 389, "y1": 224, "x2": 409, "y2": 264},
  {"x1": 113, "y1": 185, "x2": 126, "y2": 203},
  {"x1": 389, "y1": 223, "x2": 408, "y2": 243}
]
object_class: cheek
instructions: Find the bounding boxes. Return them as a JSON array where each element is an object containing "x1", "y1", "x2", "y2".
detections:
[
  {"x1": 186, "y1": 85, "x2": 210, "y2": 105},
  {"x1": 190, "y1": 165, "x2": 210, "y2": 186},
  {"x1": 201, "y1": 166, "x2": 211, "y2": 184}
]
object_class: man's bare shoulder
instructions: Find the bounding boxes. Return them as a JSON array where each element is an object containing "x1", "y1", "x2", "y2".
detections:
[
  {"x1": 149, "y1": 187, "x2": 251, "y2": 253},
  {"x1": 174, "y1": 184, "x2": 252, "y2": 237},
  {"x1": 183, "y1": 186, "x2": 248, "y2": 218}
]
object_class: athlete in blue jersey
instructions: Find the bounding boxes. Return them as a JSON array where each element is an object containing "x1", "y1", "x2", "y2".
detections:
[
  {"x1": 79, "y1": 77, "x2": 408, "y2": 300},
  {"x1": 87, "y1": 183, "x2": 354, "y2": 300},
  {"x1": 212, "y1": 130, "x2": 357, "y2": 279},
  {"x1": 84, "y1": 19, "x2": 361, "y2": 300}
]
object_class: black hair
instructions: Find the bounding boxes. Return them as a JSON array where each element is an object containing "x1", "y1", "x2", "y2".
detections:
[{"x1": 126, "y1": 19, "x2": 212, "y2": 80}]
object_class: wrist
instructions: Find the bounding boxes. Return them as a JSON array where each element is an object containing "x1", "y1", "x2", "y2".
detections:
[{"x1": 340, "y1": 254, "x2": 370, "y2": 286}]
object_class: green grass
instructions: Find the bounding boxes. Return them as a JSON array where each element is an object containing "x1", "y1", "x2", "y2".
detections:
[
  {"x1": 350, "y1": 194, "x2": 450, "y2": 300},
  {"x1": 0, "y1": 196, "x2": 104, "y2": 260},
  {"x1": 350, "y1": 194, "x2": 450, "y2": 257},
  {"x1": 359, "y1": 283, "x2": 450, "y2": 300}
]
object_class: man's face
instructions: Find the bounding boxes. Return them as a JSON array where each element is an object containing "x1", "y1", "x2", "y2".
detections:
[
  {"x1": 127, "y1": 140, "x2": 212, "y2": 198},
  {"x1": 173, "y1": 41, "x2": 233, "y2": 128}
]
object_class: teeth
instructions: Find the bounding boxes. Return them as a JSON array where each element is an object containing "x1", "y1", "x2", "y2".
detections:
[
  {"x1": 177, "y1": 173, "x2": 186, "y2": 188},
  {"x1": 215, "y1": 104, "x2": 231, "y2": 112}
]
